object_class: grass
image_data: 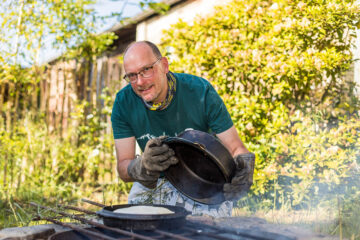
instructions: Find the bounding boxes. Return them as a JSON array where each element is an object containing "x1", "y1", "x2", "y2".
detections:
[
  {"x1": 0, "y1": 181, "x2": 131, "y2": 229},
  {"x1": 0, "y1": 113, "x2": 131, "y2": 229}
]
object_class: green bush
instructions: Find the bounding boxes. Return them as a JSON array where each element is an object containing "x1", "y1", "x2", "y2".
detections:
[
  {"x1": 0, "y1": 92, "x2": 132, "y2": 228},
  {"x1": 161, "y1": 0, "x2": 360, "y2": 208},
  {"x1": 264, "y1": 112, "x2": 360, "y2": 208},
  {"x1": 163, "y1": 0, "x2": 359, "y2": 105}
]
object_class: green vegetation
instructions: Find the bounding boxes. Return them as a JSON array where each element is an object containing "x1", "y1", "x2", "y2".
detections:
[
  {"x1": 1, "y1": 0, "x2": 360, "y2": 239},
  {"x1": 0, "y1": 96, "x2": 132, "y2": 228},
  {"x1": 0, "y1": 0, "x2": 165, "y2": 229},
  {"x1": 0, "y1": 0, "x2": 124, "y2": 228},
  {"x1": 162, "y1": 0, "x2": 360, "y2": 238}
]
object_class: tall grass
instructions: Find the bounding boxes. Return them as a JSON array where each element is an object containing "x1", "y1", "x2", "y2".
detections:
[
  {"x1": 233, "y1": 192, "x2": 360, "y2": 239},
  {"x1": 0, "y1": 104, "x2": 132, "y2": 228}
]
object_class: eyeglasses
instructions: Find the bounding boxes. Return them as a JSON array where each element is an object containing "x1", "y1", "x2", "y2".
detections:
[{"x1": 123, "y1": 58, "x2": 162, "y2": 83}]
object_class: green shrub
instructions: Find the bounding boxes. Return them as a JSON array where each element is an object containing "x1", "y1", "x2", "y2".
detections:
[
  {"x1": 163, "y1": 0, "x2": 359, "y2": 106},
  {"x1": 0, "y1": 92, "x2": 132, "y2": 228},
  {"x1": 265, "y1": 112, "x2": 360, "y2": 208},
  {"x1": 161, "y1": 0, "x2": 360, "y2": 209}
]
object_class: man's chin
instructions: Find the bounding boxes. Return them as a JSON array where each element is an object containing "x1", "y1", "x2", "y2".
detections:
[
  {"x1": 141, "y1": 95, "x2": 155, "y2": 103},
  {"x1": 134, "y1": 90, "x2": 152, "y2": 102}
]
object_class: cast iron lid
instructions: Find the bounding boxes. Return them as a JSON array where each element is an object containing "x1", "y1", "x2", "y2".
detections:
[
  {"x1": 96, "y1": 204, "x2": 190, "y2": 230},
  {"x1": 163, "y1": 130, "x2": 235, "y2": 205},
  {"x1": 97, "y1": 204, "x2": 189, "y2": 220}
]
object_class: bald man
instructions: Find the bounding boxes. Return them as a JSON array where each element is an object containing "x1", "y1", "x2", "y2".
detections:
[{"x1": 111, "y1": 41, "x2": 255, "y2": 217}]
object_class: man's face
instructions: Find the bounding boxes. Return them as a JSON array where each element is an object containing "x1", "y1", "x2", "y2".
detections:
[{"x1": 123, "y1": 43, "x2": 169, "y2": 103}]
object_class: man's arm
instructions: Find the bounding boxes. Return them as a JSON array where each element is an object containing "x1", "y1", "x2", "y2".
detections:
[
  {"x1": 114, "y1": 137, "x2": 136, "y2": 182},
  {"x1": 217, "y1": 126, "x2": 255, "y2": 201},
  {"x1": 216, "y1": 125, "x2": 249, "y2": 157},
  {"x1": 114, "y1": 136, "x2": 178, "y2": 188}
]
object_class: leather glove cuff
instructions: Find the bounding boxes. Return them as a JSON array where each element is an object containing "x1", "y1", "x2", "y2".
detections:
[
  {"x1": 127, "y1": 155, "x2": 160, "y2": 189},
  {"x1": 223, "y1": 152, "x2": 255, "y2": 201},
  {"x1": 234, "y1": 152, "x2": 255, "y2": 170}
]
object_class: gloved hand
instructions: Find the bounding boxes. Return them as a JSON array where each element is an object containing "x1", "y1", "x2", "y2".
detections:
[
  {"x1": 223, "y1": 152, "x2": 255, "y2": 201},
  {"x1": 127, "y1": 137, "x2": 178, "y2": 188}
]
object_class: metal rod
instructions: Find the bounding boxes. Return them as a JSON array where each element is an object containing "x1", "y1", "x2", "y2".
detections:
[
  {"x1": 32, "y1": 213, "x2": 85, "y2": 221},
  {"x1": 155, "y1": 229, "x2": 195, "y2": 240},
  {"x1": 39, "y1": 216, "x2": 118, "y2": 240},
  {"x1": 30, "y1": 202, "x2": 156, "y2": 240},
  {"x1": 81, "y1": 198, "x2": 106, "y2": 207},
  {"x1": 59, "y1": 204, "x2": 97, "y2": 215}
]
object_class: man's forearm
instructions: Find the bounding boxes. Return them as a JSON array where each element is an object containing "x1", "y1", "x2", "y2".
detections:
[
  {"x1": 233, "y1": 144, "x2": 250, "y2": 157},
  {"x1": 216, "y1": 126, "x2": 250, "y2": 157},
  {"x1": 117, "y1": 159, "x2": 134, "y2": 182}
]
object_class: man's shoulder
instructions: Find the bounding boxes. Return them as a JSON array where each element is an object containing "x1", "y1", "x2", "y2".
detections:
[{"x1": 115, "y1": 84, "x2": 135, "y2": 102}]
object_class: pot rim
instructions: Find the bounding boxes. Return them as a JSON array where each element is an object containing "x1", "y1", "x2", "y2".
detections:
[{"x1": 96, "y1": 204, "x2": 190, "y2": 220}]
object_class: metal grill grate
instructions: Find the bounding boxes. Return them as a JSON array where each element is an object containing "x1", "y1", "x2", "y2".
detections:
[
  {"x1": 48, "y1": 222, "x2": 296, "y2": 240},
  {"x1": 30, "y1": 200, "x2": 296, "y2": 240}
]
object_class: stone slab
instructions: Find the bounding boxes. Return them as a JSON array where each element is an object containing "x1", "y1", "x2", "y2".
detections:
[
  {"x1": 0, "y1": 224, "x2": 70, "y2": 240},
  {"x1": 188, "y1": 216, "x2": 338, "y2": 240}
]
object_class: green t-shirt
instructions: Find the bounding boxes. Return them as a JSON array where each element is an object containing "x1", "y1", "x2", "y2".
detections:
[{"x1": 111, "y1": 72, "x2": 233, "y2": 151}]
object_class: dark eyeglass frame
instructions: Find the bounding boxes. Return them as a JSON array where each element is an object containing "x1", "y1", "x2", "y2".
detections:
[{"x1": 123, "y1": 58, "x2": 162, "y2": 83}]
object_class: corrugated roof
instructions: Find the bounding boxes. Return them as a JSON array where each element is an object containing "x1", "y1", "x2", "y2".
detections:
[{"x1": 105, "y1": 0, "x2": 186, "y2": 33}]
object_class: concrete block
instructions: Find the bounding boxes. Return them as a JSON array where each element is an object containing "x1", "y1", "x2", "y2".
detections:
[{"x1": 0, "y1": 224, "x2": 57, "y2": 240}]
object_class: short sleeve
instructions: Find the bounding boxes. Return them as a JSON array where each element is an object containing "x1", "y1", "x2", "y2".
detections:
[
  {"x1": 205, "y1": 84, "x2": 233, "y2": 134},
  {"x1": 111, "y1": 94, "x2": 134, "y2": 139}
]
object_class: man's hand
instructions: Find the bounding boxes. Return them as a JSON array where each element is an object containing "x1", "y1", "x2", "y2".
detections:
[
  {"x1": 223, "y1": 153, "x2": 255, "y2": 201},
  {"x1": 142, "y1": 137, "x2": 178, "y2": 172},
  {"x1": 127, "y1": 137, "x2": 178, "y2": 188}
]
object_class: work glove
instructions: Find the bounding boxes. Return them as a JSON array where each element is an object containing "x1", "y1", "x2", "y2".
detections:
[
  {"x1": 223, "y1": 152, "x2": 255, "y2": 201},
  {"x1": 127, "y1": 137, "x2": 178, "y2": 188}
]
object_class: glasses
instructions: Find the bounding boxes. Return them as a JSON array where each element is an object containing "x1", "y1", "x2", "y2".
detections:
[{"x1": 123, "y1": 58, "x2": 161, "y2": 83}]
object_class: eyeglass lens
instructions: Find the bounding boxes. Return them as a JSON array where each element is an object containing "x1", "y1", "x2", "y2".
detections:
[
  {"x1": 127, "y1": 67, "x2": 153, "y2": 82},
  {"x1": 124, "y1": 58, "x2": 160, "y2": 83}
]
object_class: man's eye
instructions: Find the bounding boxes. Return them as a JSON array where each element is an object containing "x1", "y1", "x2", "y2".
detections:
[
  {"x1": 143, "y1": 67, "x2": 152, "y2": 72},
  {"x1": 128, "y1": 73, "x2": 136, "y2": 78}
]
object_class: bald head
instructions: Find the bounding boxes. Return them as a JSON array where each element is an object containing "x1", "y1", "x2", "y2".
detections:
[{"x1": 123, "y1": 41, "x2": 162, "y2": 62}]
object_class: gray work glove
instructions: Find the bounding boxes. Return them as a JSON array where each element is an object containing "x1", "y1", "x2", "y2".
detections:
[
  {"x1": 223, "y1": 152, "x2": 255, "y2": 201},
  {"x1": 127, "y1": 137, "x2": 178, "y2": 188}
]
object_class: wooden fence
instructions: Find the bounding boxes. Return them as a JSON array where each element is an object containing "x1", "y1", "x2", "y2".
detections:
[{"x1": 39, "y1": 53, "x2": 127, "y2": 137}]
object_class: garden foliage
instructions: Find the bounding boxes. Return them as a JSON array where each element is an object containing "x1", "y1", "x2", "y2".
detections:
[
  {"x1": 0, "y1": 0, "x2": 170, "y2": 228},
  {"x1": 162, "y1": 0, "x2": 360, "y2": 209},
  {"x1": 0, "y1": 92, "x2": 132, "y2": 228}
]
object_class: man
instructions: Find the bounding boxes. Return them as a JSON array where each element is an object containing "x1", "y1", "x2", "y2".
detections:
[{"x1": 111, "y1": 41, "x2": 255, "y2": 217}]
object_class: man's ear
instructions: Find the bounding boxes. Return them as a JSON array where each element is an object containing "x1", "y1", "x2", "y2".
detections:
[{"x1": 160, "y1": 57, "x2": 170, "y2": 73}]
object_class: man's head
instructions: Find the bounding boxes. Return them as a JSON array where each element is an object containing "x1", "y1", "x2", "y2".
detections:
[{"x1": 123, "y1": 41, "x2": 169, "y2": 103}]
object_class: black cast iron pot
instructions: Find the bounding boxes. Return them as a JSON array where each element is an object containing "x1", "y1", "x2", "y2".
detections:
[
  {"x1": 163, "y1": 129, "x2": 235, "y2": 205},
  {"x1": 96, "y1": 204, "x2": 190, "y2": 230}
]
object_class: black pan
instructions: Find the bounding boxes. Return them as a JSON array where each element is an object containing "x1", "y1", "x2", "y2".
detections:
[
  {"x1": 96, "y1": 204, "x2": 190, "y2": 230},
  {"x1": 163, "y1": 129, "x2": 235, "y2": 205}
]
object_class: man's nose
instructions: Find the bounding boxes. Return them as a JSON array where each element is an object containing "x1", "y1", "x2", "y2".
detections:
[{"x1": 136, "y1": 74, "x2": 147, "y2": 85}]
